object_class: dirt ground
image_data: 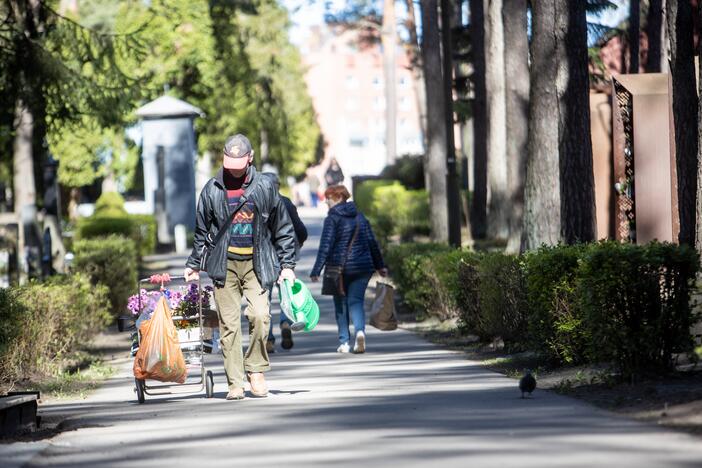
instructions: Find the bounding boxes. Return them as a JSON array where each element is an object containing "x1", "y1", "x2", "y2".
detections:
[{"x1": 399, "y1": 315, "x2": 702, "y2": 437}]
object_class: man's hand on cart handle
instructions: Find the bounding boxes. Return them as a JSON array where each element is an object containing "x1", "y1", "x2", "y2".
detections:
[
  {"x1": 278, "y1": 268, "x2": 296, "y2": 284},
  {"x1": 184, "y1": 267, "x2": 200, "y2": 282}
]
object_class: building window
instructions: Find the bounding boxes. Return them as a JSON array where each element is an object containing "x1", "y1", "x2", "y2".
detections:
[
  {"x1": 372, "y1": 76, "x2": 382, "y2": 88},
  {"x1": 399, "y1": 75, "x2": 408, "y2": 87},
  {"x1": 399, "y1": 96, "x2": 411, "y2": 111},
  {"x1": 346, "y1": 74, "x2": 358, "y2": 89},
  {"x1": 372, "y1": 96, "x2": 385, "y2": 111},
  {"x1": 349, "y1": 136, "x2": 368, "y2": 147}
]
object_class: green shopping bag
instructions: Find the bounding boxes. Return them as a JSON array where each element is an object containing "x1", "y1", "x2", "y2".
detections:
[{"x1": 279, "y1": 279, "x2": 320, "y2": 332}]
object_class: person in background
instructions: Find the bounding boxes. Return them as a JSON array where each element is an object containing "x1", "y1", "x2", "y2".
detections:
[
  {"x1": 324, "y1": 158, "x2": 344, "y2": 187},
  {"x1": 310, "y1": 185, "x2": 387, "y2": 354},
  {"x1": 263, "y1": 172, "x2": 308, "y2": 352},
  {"x1": 305, "y1": 169, "x2": 321, "y2": 207}
]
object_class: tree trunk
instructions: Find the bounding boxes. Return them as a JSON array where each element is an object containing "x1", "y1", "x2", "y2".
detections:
[
  {"x1": 560, "y1": 0, "x2": 596, "y2": 243},
  {"x1": 13, "y1": 99, "x2": 37, "y2": 284},
  {"x1": 525, "y1": 0, "x2": 561, "y2": 249},
  {"x1": 469, "y1": 0, "x2": 488, "y2": 239},
  {"x1": 667, "y1": 0, "x2": 698, "y2": 247},
  {"x1": 404, "y1": 0, "x2": 430, "y2": 190},
  {"x1": 485, "y1": 0, "x2": 509, "y2": 240},
  {"x1": 696, "y1": 0, "x2": 702, "y2": 254},
  {"x1": 382, "y1": 0, "x2": 398, "y2": 166},
  {"x1": 629, "y1": 0, "x2": 640, "y2": 73},
  {"x1": 421, "y1": 0, "x2": 450, "y2": 243},
  {"x1": 404, "y1": 0, "x2": 428, "y2": 143},
  {"x1": 525, "y1": 0, "x2": 595, "y2": 248},
  {"x1": 441, "y1": 0, "x2": 462, "y2": 246},
  {"x1": 502, "y1": 0, "x2": 529, "y2": 253},
  {"x1": 645, "y1": 0, "x2": 663, "y2": 72}
]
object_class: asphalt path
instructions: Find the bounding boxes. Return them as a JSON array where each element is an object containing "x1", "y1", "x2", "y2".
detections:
[{"x1": 4, "y1": 209, "x2": 702, "y2": 467}]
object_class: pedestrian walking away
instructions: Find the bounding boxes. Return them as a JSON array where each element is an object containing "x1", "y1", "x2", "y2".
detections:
[
  {"x1": 324, "y1": 157, "x2": 344, "y2": 186},
  {"x1": 184, "y1": 134, "x2": 297, "y2": 400},
  {"x1": 305, "y1": 169, "x2": 321, "y2": 207},
  {"x1": 263, "y1": 172, "x2": 308, "y2": 352},
  {"x1": 310, "y1": 185, "x2": 387, "y2": 354}
]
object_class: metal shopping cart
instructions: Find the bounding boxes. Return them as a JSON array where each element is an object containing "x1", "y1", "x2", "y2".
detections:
[{"x1": 118, "y1": 275, "x2": 215, "y2": 403}]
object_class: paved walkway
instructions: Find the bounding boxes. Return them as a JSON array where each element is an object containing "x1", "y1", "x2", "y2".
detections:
[{"x1": 4, "y1": 213, "x2": 702, "y2": 467}]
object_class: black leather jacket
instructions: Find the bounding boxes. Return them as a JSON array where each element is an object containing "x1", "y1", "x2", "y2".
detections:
[{"x1": 186, "y1": 166, "x2": 296, "y2": 289}]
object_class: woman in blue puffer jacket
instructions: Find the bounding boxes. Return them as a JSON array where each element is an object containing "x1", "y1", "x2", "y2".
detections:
[{"x1": 310, "y1": 185, "x2": 387, "y2": 353}]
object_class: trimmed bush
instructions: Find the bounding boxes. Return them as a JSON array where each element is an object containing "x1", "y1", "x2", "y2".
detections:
[
  {"x1": 523, "y1": 244, "x2": 588, "y2": 364},
  {"x1": 73, "y1": 235, "x2": 137, "y2": 317},
  {"x1": 354, "y1": 179, "x2": 393, "y2": 217},
  {"x1": 355, "y1": 180, "x2": 429, "y2": 244},
  {"x1": 76, "y1": 215, "x2": 156, "y2": 258},
  {"x1": 476, "y1": 253, "x2": 528, "y2": 346},
  {"x1": 386, "y1": 243, "x2": 474, "y2": 320},
  {"x1": 0, "y1": 274, "x2": 111, "y2": 387},
  {"x1": 94, "y1": 192, "x2": 128, "y2": 218},
  {"x1": 579, "y1": 241, "x2": 700, "y2": 380},
  {"x1": 379, "y1": 155, "x2": 425, "y2": 189}
]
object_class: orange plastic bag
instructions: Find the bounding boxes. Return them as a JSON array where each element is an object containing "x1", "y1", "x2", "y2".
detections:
[{"x1": 133, "y1": 295, "x2": 187, "y2": 383}]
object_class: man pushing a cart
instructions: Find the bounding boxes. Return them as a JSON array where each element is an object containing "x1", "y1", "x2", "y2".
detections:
[{"x1": 184, "y1": 134, "x2": 297, "y2": 401}]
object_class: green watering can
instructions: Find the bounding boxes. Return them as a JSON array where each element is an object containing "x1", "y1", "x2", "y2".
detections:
[{"x1": 279, "y1": 279, "x2": 320, "y2": 332}]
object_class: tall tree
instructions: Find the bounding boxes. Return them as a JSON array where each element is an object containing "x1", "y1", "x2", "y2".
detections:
[
  {"x1": 503, "y1": 0, "x2": 529, "y2": 253},
  {"x1": 697, "y1": 0, "x2": 702, "y2": 254},
  {"x1": 441, "y1": 0, "x2": 462, "y2": 246},
  {"x1": 403, "y1": 0, "x2": 428, "y2": 143},
  {"x1": 1, "y1": 0, "x2": 142, "y2": 279},
  {"x1": 485, "y1": 0, "x2": 509, "y2": 240},
  {"x1": 629, "y1": 0, "x2": 640, "y2": 73},
  {"x1": 667, "y1": 0, "x2": 698, "y2": 246},
  {"x1": 382, "y1": 0, "x2": 398, "y2": 165},
  {"x1": 421, "y1": 0, "x2": 450, "y2": 242},
  {"x1": 644, "y1": 0, "x2": 663, "y2": 72},
  {"x1": 525, "y1": 0, "x2": 595, "y2": 249},
  {"x1": 469, "y1": 0, "x2": 488, "y2": 239}
]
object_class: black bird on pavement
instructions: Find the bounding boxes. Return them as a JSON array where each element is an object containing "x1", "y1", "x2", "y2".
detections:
[{"x1": 519, "y1": 370, "x2": 536, "y2": 398}]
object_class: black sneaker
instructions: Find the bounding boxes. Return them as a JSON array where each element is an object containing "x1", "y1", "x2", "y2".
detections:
[{"x1": 281, "y1": 322, "x2": 294, "y2": 350}]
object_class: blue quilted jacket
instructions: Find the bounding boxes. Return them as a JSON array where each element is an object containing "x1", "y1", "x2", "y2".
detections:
[{"x1": 311, "y1": 201, "x2": 385, "y2": 277}]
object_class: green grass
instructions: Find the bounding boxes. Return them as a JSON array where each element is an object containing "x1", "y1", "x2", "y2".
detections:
[{"x1": 26, "y1": 353, "x2": 115, "y2": 400}]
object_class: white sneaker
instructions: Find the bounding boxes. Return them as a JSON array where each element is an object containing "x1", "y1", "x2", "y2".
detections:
[
  {"x1": 354, "y1": 331, "x2": 366, "y2": 354},
  {"x1": 336, "y1": 342, "x2": 351, "y2": 353}
]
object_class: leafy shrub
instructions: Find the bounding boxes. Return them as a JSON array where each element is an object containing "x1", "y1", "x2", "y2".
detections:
[
  {"x1": 76, "y1": 215, "x2": 156, "y2": 258},
  {"x1": 523, "y1": 244, "x2": 589, "y2": 364},
  {"x1": 355, "y1": 180, "x2": 429, "y2": 244},
  {"x1": 385, "y1": 243, "x2": 474, "y2": 320},
  {"x1": 475, "y1": 253, "x2": 528, "y2": 346},
  {"x1": 0, "y1": 274, "x2": 111, "y2": 387},
  {"x1": 127, "y1": 214, "x2": 157, "y2": 257},
  {"x1": 73, "y1": 235, "x2": 137, "y2": 317},
  {"x1": 379, "y1": 155, "x2": 425, "y2": 189},
  {"x1": 579, "y1": 241, "x2": 700, "y2": 380},
  {"x1": 94, "y1": 191, "x2": 128, "y2": 218},
  {"x1": 354, "y1": 179, "x2": 393, "y2": 216}
]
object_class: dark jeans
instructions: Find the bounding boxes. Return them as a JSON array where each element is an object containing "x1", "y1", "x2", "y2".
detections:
[
  {"x1": 267, "y1": 289, "x2": 292, "y2": 343},
  {"x1": 333, "y1": 272, "x2": 372, "y2": 345}
]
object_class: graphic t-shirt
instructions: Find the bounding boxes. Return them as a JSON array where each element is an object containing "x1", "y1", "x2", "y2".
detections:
[{"x1": 224, "y1": 171, "x2": 255, "y2": 260}]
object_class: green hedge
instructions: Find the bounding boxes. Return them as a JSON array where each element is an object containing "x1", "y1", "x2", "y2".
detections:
[
  {"x1": 76, "y1": 191, "x2": 157, "y2": 257},
  {"x1": 354, "y1": 180, "x2": 429, "y2": 245},
  {"x1": 579, "y1": 241, "x2": 699, "y2": 380},
  {"x1": 76, "y1": 215, "x2": 156, "y2": 258},
  {"x1": 0, "y1": 274, "x2": 111, "y2": 387},
  {"x1": 386, "y1": 243, "x2": 472, "y2": 320},
  {"x1": 389, "y1": 241, "x2": 700, "y2": 380},
  {"x1": 523, "y1": 244, "x2": 588, "y2": 364},
  {"x1": 73, "y1": 235, "x2": 137, "y2": 317}
]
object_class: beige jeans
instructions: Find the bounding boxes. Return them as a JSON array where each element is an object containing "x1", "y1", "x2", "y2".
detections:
[{"x1": 213, "y1": 259, "x2": 271, "y2": 390}]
